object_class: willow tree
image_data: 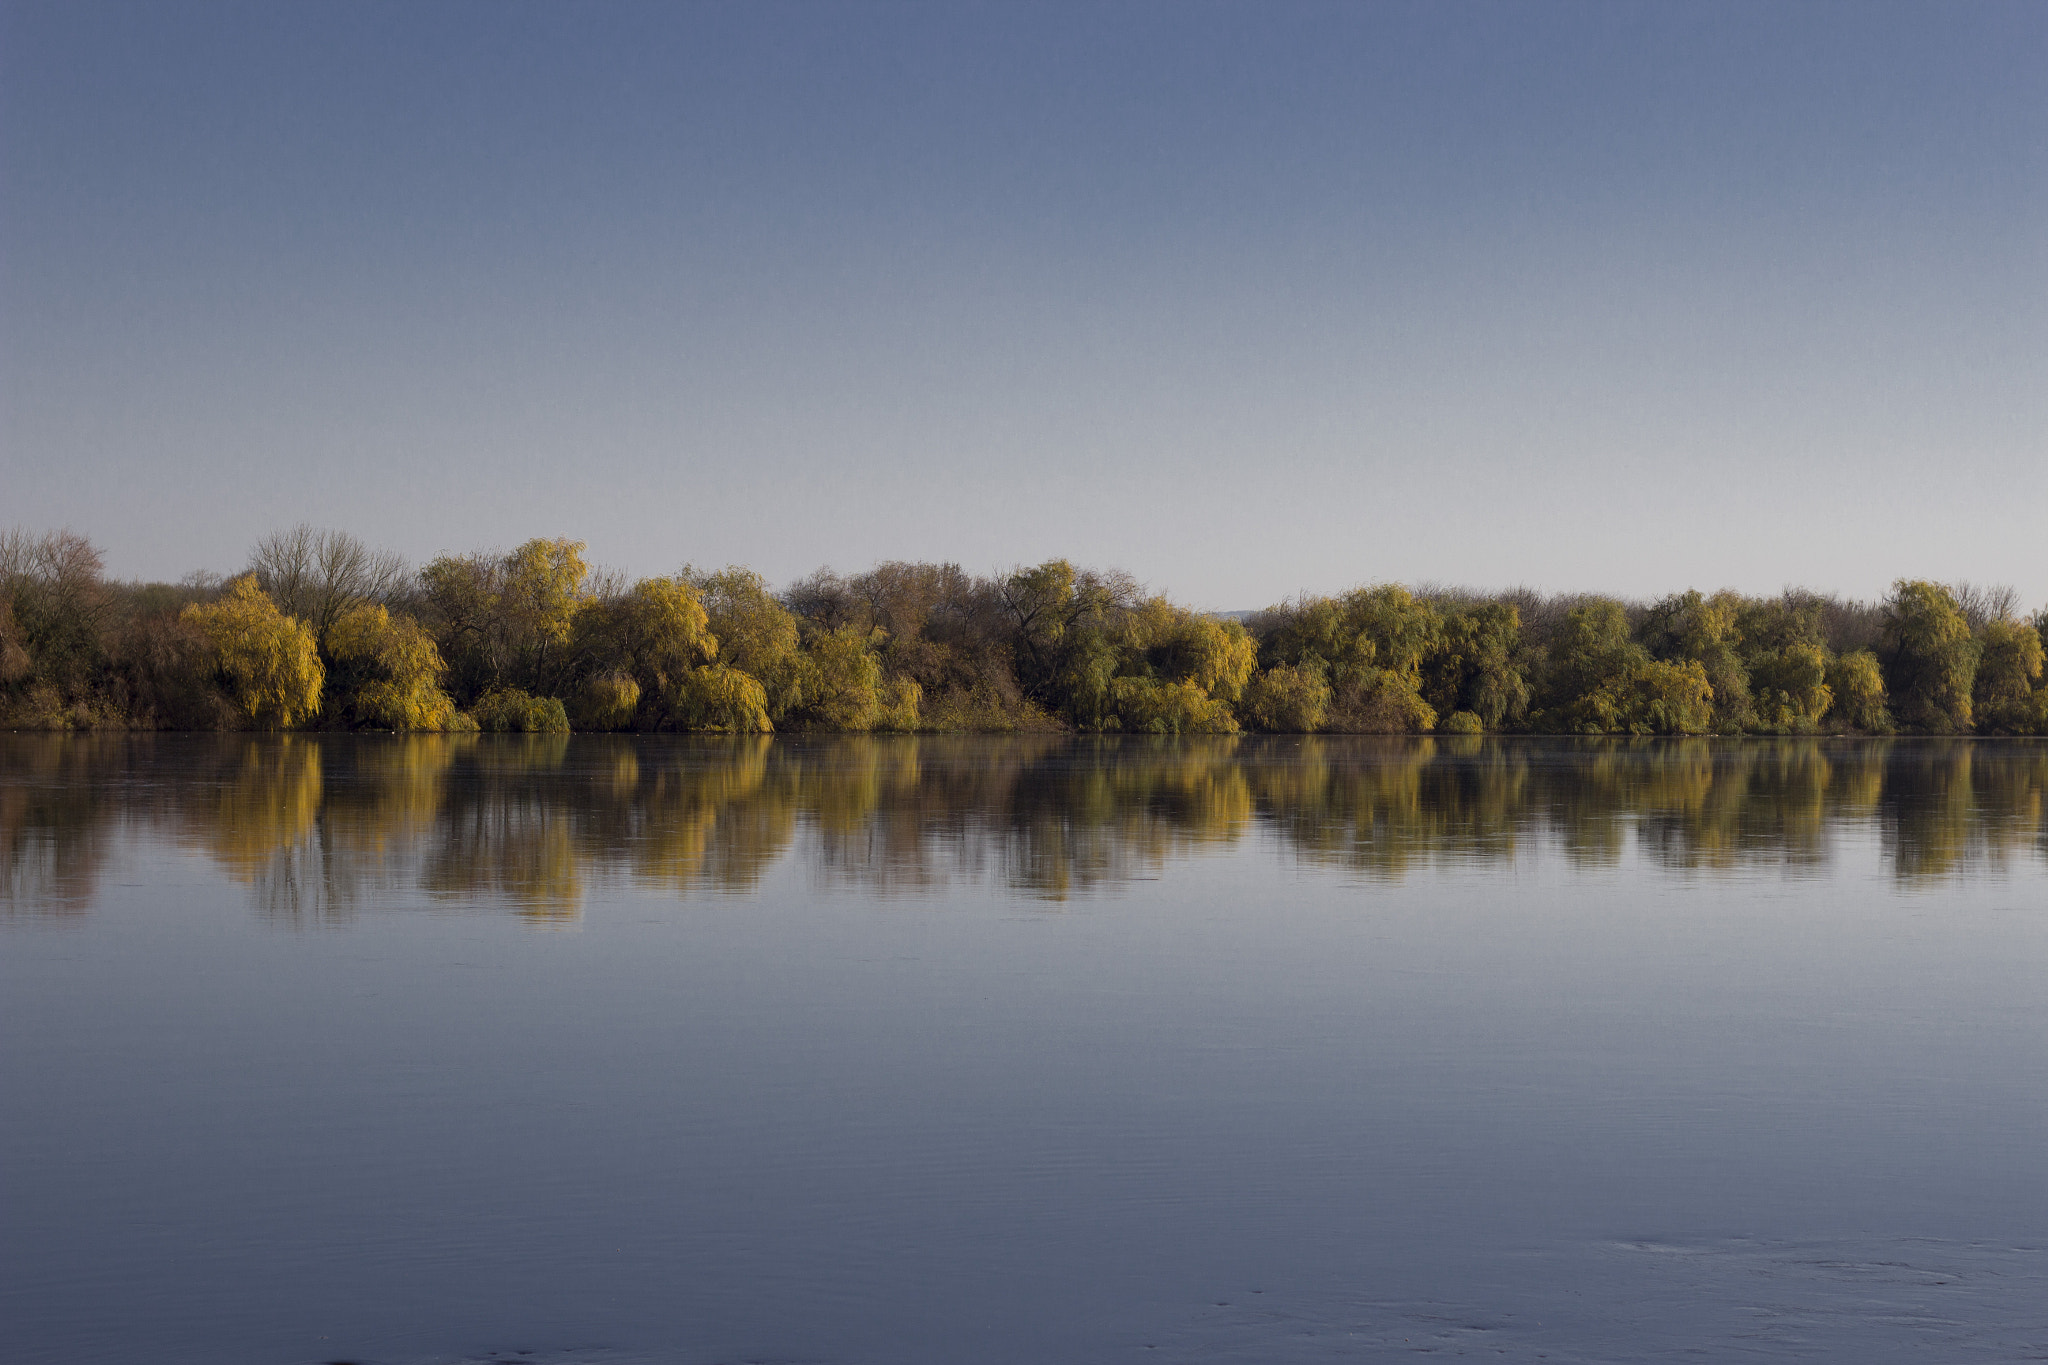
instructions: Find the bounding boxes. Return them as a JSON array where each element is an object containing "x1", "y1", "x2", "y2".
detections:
[
  {"x1": 997, "y1": 559, "x2": 1140, "y2": 726},
  {"x1": 790, "y1": 625, "x2": 893, "y2": 731},
  {"x1": 1103, "y1": 597, "x2": 1256, "y2": 732},
  {"x1": 1423, "y1": 602, "x2": 1529, "y2": 731},
  {"x1": 1239, "y1": 664, "x2": 1330, "y2": 732},
  {"x1": 1880, "y1": 580, "x2": 1978, "y2": 732},
  {"x1": 1747, "y1": 642, "x2": 1832, "y2": 733},
  {"x1": 1254, "y1": 585, "x2": 1439, "y2": 732},
  {"x1": 1640, "y1": 589, "x2": 1750, "y2": 730},
  {"x1": 325, "y1": 603, "x2": 462, "y2": 731},
  {"x1": 419, "y1": 537, "x2": 590, "y2": 702},
  {"x1": 1973, "y1": 618, "x2": 2045, "y2": 734},
  {"x1": 686, "y1": 565, "x2": 807, "y2": 722},
  {"x1": 1109, "y1": 676, "x2": 1239, "y2": 733},
  {"x1": 1537, "y1": 599, "x2": 1645, "y2": 732},
  {"x1": 571, "y1": 575, "x2": 717, "y2": 730},
  {"x1": 1122, "y1": 599, "x2": 1257, "y2": 702},
  {"x1": 671, "y1": 665, "x2": 773, "y2": 733},
  {"x1": 1825, "y1": 650, "x2": 1891, "y2": 732},
  {"x1": 1606, "y1": 658, "x2": 1716, "y2": 735},
  {"x1": 498, "y1": 537, "x2": 590, "y2": 696},
  {"x1": 182, "y1": 576, "x2": 324, "y2": 728},
  {"x1": 471, "y1": 688, "x2": 570, "y2": 733}
]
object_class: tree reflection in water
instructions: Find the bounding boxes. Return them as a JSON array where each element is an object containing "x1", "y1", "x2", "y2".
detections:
[{"x1": 3, "y1": 734, "x2": 2044, "y2": 920}]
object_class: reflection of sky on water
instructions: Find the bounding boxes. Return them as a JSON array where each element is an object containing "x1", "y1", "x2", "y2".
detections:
[{"x1": 4, "y1": 733, "x2": 2045, "y2": 922}]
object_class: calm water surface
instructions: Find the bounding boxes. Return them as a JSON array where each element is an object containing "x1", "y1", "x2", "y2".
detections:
[{"x1": 3, "y1": 734, "x2": 2045, "y2": 1364}]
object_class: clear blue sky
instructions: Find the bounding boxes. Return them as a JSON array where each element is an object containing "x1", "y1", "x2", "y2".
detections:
[{"x1": 3, "y1": 1, "x2": 2042, "y2": 608}]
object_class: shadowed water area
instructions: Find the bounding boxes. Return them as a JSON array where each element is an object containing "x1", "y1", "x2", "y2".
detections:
[{"x1": 3, "y1": 734, "x2": 2045, "y2": 1363}]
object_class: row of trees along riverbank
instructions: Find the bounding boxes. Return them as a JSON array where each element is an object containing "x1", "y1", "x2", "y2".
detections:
[{"x1": 2, "y1": 527, "x2": 2044, "y2": 736}]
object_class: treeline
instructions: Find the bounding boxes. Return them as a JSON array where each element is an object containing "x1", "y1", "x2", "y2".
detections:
[{"x1": 3, "y1": 526, "x2": 2045, "y2": 736}]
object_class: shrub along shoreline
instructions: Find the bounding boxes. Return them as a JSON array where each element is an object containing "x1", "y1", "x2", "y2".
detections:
[{"x1": 3, "y1": 527, "x2": 2043, "y2": 736}]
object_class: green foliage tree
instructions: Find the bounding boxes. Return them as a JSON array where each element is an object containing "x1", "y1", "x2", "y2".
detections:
[
  {"x1": 181, "y1": 576, "x2": 324, "y2": 728},
  {"x1": 996, "y1": 560, "x2": 1141, "y2": 728},
  {"x1": 1747, "y1": 642, "x2": 1832, "y2": 733},
  {"x1": 1880, "y1": 580, "x2": 1979, "y2": 732},
  {"x1": 1731, "y1": 594, "x2": 1835, "y2": 733},
  {"x1": 1539, "y1": 599, "x2": 1647, "y2": 732},
  {"x1": 1422, "y1": 602, "x2": 1530, "y2": 730},
  {"x1": 1640, "y1": 589, "x2": 1751, "y2": 730},
  {"x1": 1824, "y1": 649, "x2": 1891, "y2": 732},
  {"x1": 791, "y1": 625, "x2": 890, "y2": 731},
  {"x1": 1239, "y1": 664, "x2": 1332, "y2": 732},
  {"x1": 1255, "y1": 586, "x2": 1441, "y2": 732},
  {"x1": 1973, "y1": 618, "x2": 2045, "y2": 735}
]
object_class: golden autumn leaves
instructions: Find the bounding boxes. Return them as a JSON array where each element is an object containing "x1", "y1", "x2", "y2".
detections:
[{"x1": 6, "y1": 523, "x2": 2046, "y2": 735}]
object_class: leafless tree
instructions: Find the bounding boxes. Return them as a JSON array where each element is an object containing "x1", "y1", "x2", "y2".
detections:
[
  {"x1": 0, "y1": 528, "x2": 111, "y2": 682},
  {"x1": 248, "y1": 525, "x2": 409, "y2": 648},
  {"x1": 1952, "y1": 581, "x2": 2020, "y2": 631},
  {"x1": 785, "y1": 567, "x2": 858, "y2": 630}
]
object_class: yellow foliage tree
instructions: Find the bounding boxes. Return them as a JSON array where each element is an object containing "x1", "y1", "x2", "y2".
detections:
[
  {"x1": 1109, "y1": 676, "x2": 1240, "y2": 733},
  {"x1": 1325, "y1": 665, "x2": 1438, "y2": 733},
  {"x1": 1563, "y1": 656, "x2": 1714, "y2": 735},
  {"x1": 1747, "y1": 641, "x2": 1832, "y2": 733},
  {"x1": 671, "y1": 664, "x2": 773, "y2": 733},
  {"x1": 571, "y1": 575, "x2": 717, "y2": 729},
  {"x1": 501, "y1": 537, "x2": 589, "y2": 687},
  {"x1": 472, "y1": 687, "x2": 570, "y2": 733},
  {"x1": 571, "y1": 673, "x2": 642, "y2": 731},
  {"x1": 1613, "y1": 658, "x2": 1716, "y2": 734},
  {"x1": 326, "y1": 603, "x2": 462, "y2": 731},
  {"x1": 181, "y1": 576, "x2": 325, "y2": 728},
  {"x1": 1255, "y1": 585, "x2": 1441, "y2": 732},
  {"x1": 418, "y1": 536, "x2": 590, "y2": 703},
  {"x1": 1881, "y1": 580, "x2": 1978, "y2": 732},
  {"x1": 686, "y1": 566, "x2": 806, "y2": 721},
  {"x1": 1825, "y1": 649, "x2": 1891, "y2": 732},
  {"x1": 795, "y1": 626, "x2": 889, "y2": 731},
  {"x1": 1240, "y1": 663, "x2": 1331, "y2": 732},
  {"x1": 1642, "y1": 589, "x2": 1752, "y2": 729},
  {"x1": 875, "y1": 677, "x2": 923, "y2": 732},
  {"x1": 1124, "y1": 598, "x2": 1258, "y2": 703},
  {"x1": 1974, "y1": 618, "x2": 2045, "y2": 734}
]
